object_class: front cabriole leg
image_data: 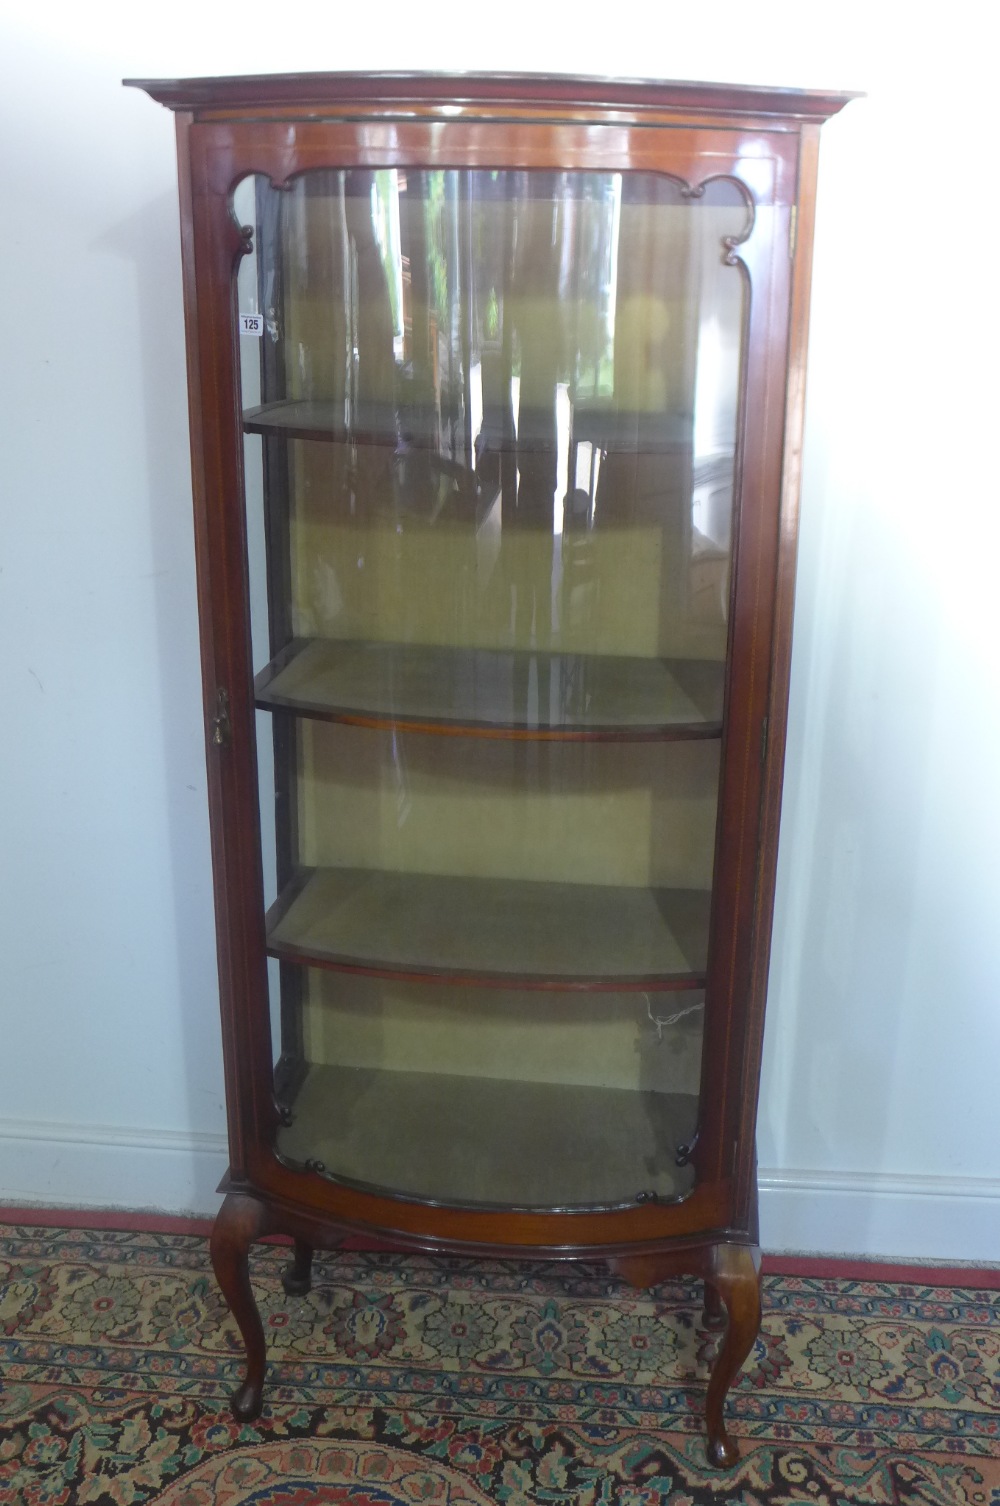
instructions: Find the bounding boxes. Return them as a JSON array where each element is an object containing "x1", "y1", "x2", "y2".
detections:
[
  {"x1": 704, "y1": 1242, "x2": 762, "y2": 1467},
  {"x1": 210, "y1": 1191, "x2": 271, "y2": 1420}
]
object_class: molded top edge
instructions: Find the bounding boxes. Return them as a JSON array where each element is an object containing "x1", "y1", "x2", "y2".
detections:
[{"x1": 124, "y1": 71, "x2": 859, "y2": 122}]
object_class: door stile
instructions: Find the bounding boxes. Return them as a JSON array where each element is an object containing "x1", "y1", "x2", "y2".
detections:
[
  {"x1": 180, "y1": 117, "x2": 279, "y2": 1178},
  {"x1": 695, "y1": 135, "x2": 800, "y2": 1194}
]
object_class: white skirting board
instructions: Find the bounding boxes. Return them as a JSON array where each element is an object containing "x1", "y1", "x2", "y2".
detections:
[
  {"x1": 758, "y1": 1168, "x2": 1000, "y2": 1264},
  {"x1": 0, "y1": 1118, "x2": 998, "y2": 1262},
  {"x1": 0, "y1": 1119, "x2": 228, "y2": 1220}
]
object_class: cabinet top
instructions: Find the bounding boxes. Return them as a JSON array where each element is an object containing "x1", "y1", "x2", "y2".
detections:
[{"x1": 124, "y1": 71, "x2": 858, "y2": 125}]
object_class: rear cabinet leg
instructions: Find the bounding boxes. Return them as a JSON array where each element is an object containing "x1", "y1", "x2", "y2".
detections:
[
  {"x1": 210, "y1": 1193, "x2": 271, "y2": 1421},
  {"x1": 282, "y1": 1237, "x2": 314, "y2": 1297},
  {"x1": 702, "y1": 1278, "x2": 727, "y2": 1330}
]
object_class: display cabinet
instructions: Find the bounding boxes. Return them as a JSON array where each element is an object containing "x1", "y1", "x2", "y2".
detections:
[{"x1": 130, "y1": 72, "x2": 853, "y2": 1464}]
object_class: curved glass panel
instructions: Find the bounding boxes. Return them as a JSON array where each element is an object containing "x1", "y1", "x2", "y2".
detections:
[
  {"x1": 277, "y1": 971, "x2": 703, "y2": 1210},
  {"x1": 235, "y1": 166, "x2": 748, "y2": 1209}
]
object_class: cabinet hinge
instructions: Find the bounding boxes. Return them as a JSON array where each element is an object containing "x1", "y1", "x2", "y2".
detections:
[
  {"x1": 760, "y1": 714, "x2": 769, "y2": 766},
  {"x1": 210, "y1": 687, "x2": 232, "y2": 748},
  {"x1": 789, "y1": 204, "x2": 798, "y2": 260}
]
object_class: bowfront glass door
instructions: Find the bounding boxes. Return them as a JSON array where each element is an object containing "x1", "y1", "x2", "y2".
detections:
[{"x1": 234, "y1": 162, "x2": 748, "y2": 1209}]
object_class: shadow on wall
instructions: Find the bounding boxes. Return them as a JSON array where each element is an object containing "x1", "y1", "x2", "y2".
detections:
[
  {"x1": 96, "y1": 186, "x2": 229, "y2": 1206},
  {"x1": 759, "y1": 343, "x2": 1000, "y2": 1253}
]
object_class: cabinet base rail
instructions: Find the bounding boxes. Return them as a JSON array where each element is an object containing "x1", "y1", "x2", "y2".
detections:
[{"x1": 210, "y1": 1188, "x2": 761, "y2": 1470}]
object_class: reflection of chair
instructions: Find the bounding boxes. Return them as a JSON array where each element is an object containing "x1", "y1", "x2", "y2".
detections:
[
  {"x1": 568, "y1": 398, "x2": 692, "y2": 527},
  {"x1": 389, "y1": 449, "x2": 487, "y2": 527},
  {"x1": 559, "y1": 486, "x2": 599, "y2": 636},
  {"x1": 564, "y1": 485, "x2": 592, "y2": 529},
  {"x1": 688, "y1": 453, "x2": 734, "y2": 627},
  {"x1": 567, "y1": 400, "x2": 610, "y2": 512},
  {"x1": 689, "y1": 530, "x2": 730, "y2": 626}
]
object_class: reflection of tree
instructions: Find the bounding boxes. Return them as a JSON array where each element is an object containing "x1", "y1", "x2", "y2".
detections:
[
  {"x1": 472, "y1": 170, "x2": 515, "y2": 489},
  {"x1": 371, "y1": 171, "x2": 402, "y2": 340},
  {"x1": 424, "y1": 171, "x2": 450, "y2": 329},
  {"x1": 570, "y1": 174, "x2": 620, "y2": 402},
  {"x1": 344, "y1": 171, "x2": 396, "y2": 417},
  {"x1": 504, "y1": 175, "x2": 570, "y2": 717}
]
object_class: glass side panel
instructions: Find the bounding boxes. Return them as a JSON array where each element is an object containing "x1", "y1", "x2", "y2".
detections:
[
  {"x1": 265, "y1": 723, "x2": 719, "y2": 986},
  {"x1": 276, "y1": 970, "x2": 703, "y2": 1210},
  {"x1": 236, "y1": 164, "x2": 748, "y2": 1210}
]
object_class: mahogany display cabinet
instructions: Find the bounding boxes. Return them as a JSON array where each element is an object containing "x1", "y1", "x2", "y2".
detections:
[{"x1": 130, "y1": 71, "x2": 854, "y2": 1464}]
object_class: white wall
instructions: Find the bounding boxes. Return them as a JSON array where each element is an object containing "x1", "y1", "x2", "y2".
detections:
[{"x1": 2, "y1": 1, "x2": 997, "y2": 1259}]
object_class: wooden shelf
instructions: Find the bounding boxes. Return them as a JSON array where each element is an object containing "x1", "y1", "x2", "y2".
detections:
[
  {"x1": 255, "y1": 639, "x2": 725, "y2": 740},
  {"x1": 243, "y1": 399, "x2": 439, "y2": 447},
  {"x1": 265, "y1": 867, "x2": 710, "y2": 988},
  {"x1": 277, "y1": 1062, "x2": 698, "y2": 1209},
  {"x1": 243, "y1": 398, "x2": 694, "y2": 455}
]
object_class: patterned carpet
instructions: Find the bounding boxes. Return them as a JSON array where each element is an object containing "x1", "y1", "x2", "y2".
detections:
[{"x1": 1, "y1": 1224, "x2": 998, "y2": 1505}]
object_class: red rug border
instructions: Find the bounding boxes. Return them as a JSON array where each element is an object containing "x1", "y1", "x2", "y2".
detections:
[{"x1": 2, "y1": 1205, "x2": 998, "y2": 1288}]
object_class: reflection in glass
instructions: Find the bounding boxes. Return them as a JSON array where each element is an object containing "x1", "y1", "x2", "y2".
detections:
[
  {"x1": 240, "y1": 168, "x2": 746, "y2": 681},
  {"x1": 236, "y1": 165, "x2": 749, "y2": 1211}
]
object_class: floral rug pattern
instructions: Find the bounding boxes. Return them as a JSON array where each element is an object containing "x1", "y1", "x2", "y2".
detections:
[{"x1": 1, "y1": 1225, "x2": 998, "y2": 1504}]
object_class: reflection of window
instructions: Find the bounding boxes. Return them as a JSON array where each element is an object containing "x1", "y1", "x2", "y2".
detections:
[
  {"x1": 572, "y1": 173, "x2": 621, "y2": 401},
  {"x1": 243, "y1": 167, "x2": 745, "y2": 517},
  {"x1": 694, "y1": 314, "x2": 726, "y2": 459},
  {"x1": 370, "y1": 171, "x2": 403, "y2": 355}
]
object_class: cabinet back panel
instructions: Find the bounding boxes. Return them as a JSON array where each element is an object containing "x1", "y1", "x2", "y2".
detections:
[{"x1": 297, "y1": 722, "x2": 720, "y2": 890}]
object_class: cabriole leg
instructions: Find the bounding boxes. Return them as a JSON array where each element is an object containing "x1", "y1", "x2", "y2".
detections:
[
  {"x1": 282, "y1": 1237, "x2": 314, "y2": 1297},
  {"x1": 210, "y1": 1192, "x2": 270, "y2": 1421},
  {"x1": 704, "y1": 1242, "x2": 762, "y2": 1468}
]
